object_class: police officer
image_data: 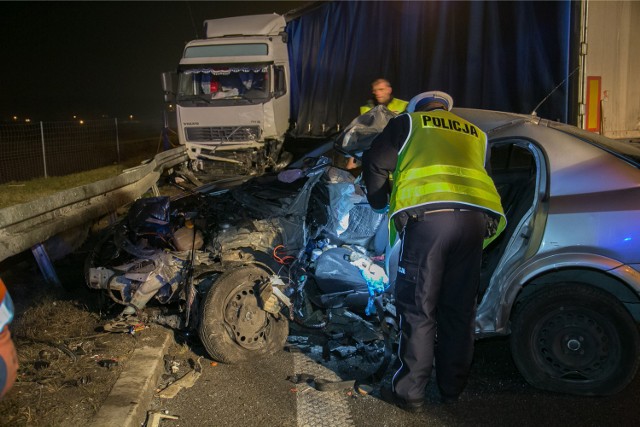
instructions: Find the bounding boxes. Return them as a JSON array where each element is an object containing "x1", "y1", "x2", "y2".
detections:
[
  {"x1": 362, "y1": 91, "x2": 505, "y2": 410},
  {"x1": 345, "y1": 79, "x2": 409, "y2": 170},
  {"x1": 360, "y1": 78, "x2": 408, "y2": 115}
]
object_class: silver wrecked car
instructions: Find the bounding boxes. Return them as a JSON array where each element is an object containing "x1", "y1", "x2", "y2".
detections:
[
  {"x1": 85, "y1": 107, "x2": 640, "y2": 397},
  {"x1": 452, "y1": 108, "x2": 640, "y2": 396}
]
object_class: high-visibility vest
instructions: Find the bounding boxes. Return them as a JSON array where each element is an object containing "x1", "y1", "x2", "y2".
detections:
[
  {"x1": 360, "y1": 98, "x2": 408, "y2": 115},
  {"x1": 389, "y1": 110, "x2": 506, "y2": 247}
]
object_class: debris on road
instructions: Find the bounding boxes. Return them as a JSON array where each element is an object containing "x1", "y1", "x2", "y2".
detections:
[
  {"x1": 157, "y1": 357, "x2": 202, "y2": 399},
  {"x1": 145, "y1": 410, "x2": 179, "y2": 427}
]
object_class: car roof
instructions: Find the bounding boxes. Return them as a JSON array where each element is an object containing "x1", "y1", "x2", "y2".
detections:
[
  {"x1": 452, "y1": 108, "x2": 535, "y2": 135},
  {"x1": 454, "y1": 107, "x2": 640, "y2": 168}
]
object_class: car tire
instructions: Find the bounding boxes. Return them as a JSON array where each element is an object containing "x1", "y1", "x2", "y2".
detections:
[
  {"x1": 199, "y1": 265, "x2": 289, "y2": 364},
  {"x1": 510, "y1": 283, "x2": 640, "y2": 396}
]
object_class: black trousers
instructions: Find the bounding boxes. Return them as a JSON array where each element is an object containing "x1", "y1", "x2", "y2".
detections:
[{"x1": 392, "y1": 209, "x2": 485, "y2": 401}]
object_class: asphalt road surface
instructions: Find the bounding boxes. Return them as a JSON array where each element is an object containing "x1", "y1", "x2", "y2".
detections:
[{"x1": 149, "y1": 335, "x2": 640, "y2": 427}]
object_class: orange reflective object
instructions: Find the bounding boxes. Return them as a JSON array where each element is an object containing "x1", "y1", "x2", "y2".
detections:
[{"x1": 0, "y1": 327, "x2": 18, "y2": 399}]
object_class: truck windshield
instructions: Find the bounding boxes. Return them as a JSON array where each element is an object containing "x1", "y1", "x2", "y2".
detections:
[{"x1": 177, "y1": 64, "x2": 270, "y2": 104}]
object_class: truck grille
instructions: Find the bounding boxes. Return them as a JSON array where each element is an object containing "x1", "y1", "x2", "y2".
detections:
[{"x1": 185, "y1": 126, "x2": 261, "y2": 143}]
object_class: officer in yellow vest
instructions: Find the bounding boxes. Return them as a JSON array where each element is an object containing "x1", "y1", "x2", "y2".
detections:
[
  {"x1": 360, "y1": 78, "x2": 409, "y2": 115},
  {"x1": 362, "y1": 91, "x2": 505, "y2": 411},
  {"x1": 346, "y1": 79, "x2": 409, "y2": 170}
]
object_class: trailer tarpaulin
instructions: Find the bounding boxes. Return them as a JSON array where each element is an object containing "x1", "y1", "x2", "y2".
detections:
[{"x1": 286, "y1": 0, "x2": 572, "y2": 137}]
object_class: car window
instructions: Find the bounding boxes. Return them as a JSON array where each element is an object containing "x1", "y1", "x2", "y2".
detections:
[{"x1": 490, "y1": 143, "x2": 535, "y2": 172}]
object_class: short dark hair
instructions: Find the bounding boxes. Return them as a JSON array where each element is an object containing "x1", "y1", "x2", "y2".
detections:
[{"x1": 371, "y1": 78, "x2": 391, "y2": 87}]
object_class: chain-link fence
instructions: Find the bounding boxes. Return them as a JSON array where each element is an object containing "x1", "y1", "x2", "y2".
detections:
[{"x1": 0, "y1": 119, "x2": 159, "y2": 184}]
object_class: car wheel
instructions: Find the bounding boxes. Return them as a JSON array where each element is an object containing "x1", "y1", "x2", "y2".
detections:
[
  {"x1": 199, "y1": 266, "x2": 289, "y2": 364},
  {"x1": 510, "y1": 283, "x2": 640, "y2": 396}
]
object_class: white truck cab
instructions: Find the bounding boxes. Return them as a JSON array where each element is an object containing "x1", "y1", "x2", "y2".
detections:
[{"x1": 165, "y1": 14, "x2": 291, "y2": 177}]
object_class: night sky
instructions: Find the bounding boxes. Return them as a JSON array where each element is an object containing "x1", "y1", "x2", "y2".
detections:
[{"x1": 1, "y1": 1, "x2": 309, "y2": 123}]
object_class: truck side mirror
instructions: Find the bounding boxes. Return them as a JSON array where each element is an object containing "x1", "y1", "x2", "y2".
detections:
[
  {"x1": 274, "y1": 66, "x2": 287, "y2": 98},
  {"x1": 161, "y1": 71, "x2": 177, "y2": 103}
]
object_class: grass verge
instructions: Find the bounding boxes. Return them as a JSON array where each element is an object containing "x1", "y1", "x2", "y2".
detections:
[{"x1": 0, "y1": 137, "x2": 162, "y2": 209}]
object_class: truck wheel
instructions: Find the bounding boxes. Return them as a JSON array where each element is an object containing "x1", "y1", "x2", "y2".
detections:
[
  {"x1": 199, "y1": 266, "x2": 289, "y2": 364},
  {"x1": 510, "y1": 283, "x2": 640, "y2": 396}
]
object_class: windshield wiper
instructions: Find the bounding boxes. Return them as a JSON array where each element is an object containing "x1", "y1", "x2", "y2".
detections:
[{"x1": 179, "y1": 94, "x2": 213, "y2": 104}]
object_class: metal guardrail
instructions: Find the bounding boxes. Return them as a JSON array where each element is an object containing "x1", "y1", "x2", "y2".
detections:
[{"x1": 0, "y1": 146, "x2": 187, "y2": 263}]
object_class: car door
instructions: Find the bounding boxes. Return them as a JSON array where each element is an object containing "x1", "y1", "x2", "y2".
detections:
[{"x1": 476, "y1": 138, "x2": 548, "y2": 335}]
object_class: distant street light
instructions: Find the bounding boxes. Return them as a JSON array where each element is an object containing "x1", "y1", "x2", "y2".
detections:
[
  {"x1": 79, "y1": 120, "x2": 84, "y2": 125},
  {"x1": 25, "y1": 118, "x2": 31, "y2": 123},
  {"x1": 129, "y1": 115, "x2": 134, "y2": 120}
]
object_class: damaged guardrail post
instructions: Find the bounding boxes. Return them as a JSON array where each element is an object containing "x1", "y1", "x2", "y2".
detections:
[{"x1": 31, "y1": 243, "x2": 62, "y2": 288}]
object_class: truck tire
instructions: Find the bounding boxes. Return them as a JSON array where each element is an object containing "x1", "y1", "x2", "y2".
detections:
[
  {"x1": 199, "y1": 266, "x2": 289, "y2": 364},
  {"x1": 510, "y1": 283, "x2": 640, "y2": 396}
]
